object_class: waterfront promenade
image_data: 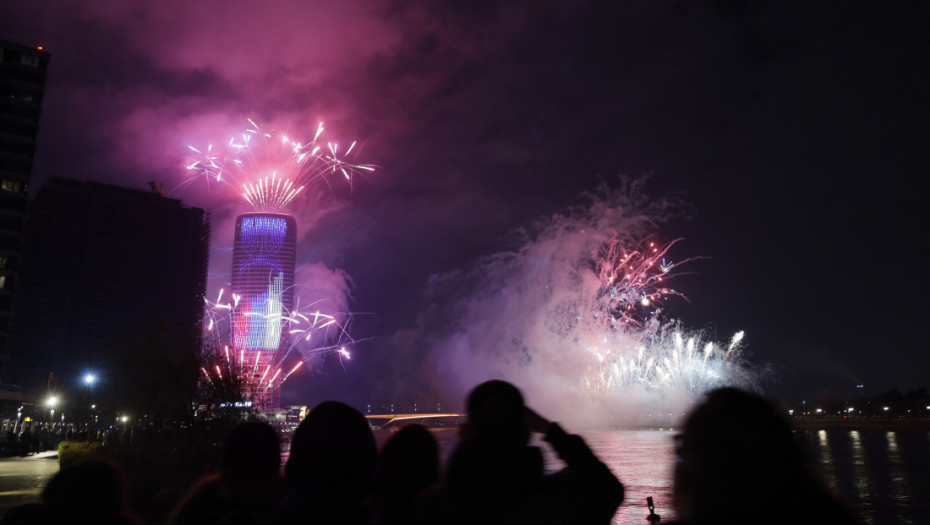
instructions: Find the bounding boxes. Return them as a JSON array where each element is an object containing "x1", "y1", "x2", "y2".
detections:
[{"x1": 0, "y1": 451, "x2": 58, "y2": 516}]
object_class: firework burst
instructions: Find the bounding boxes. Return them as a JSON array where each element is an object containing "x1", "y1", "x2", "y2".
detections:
[
  {"x1": 421, "y1": 178, "x2": 758, "y2": 425},
  {"x1": 577, "y1": 319, "x2": 749, "y2": 398},
  {"x1": 593, "y1": 237, "x2": 693, "y2": 325},
  {"x1": 184, "y1": 119, "x2": 374, "y2": 211},
  {"x1": 202, "y1": 288, "x2": 358, "y2": 392}
]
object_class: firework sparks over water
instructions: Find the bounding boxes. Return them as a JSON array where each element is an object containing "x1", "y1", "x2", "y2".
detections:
[
  {"x1": 594, "y1": 237, "x2": 692, "y2": 325},
  {"x1": 184, "y1": 119, "x2": 374, "y2": 211},
  {"x1": 417, "y1": 179, "x2": 758, "y2": 426}
]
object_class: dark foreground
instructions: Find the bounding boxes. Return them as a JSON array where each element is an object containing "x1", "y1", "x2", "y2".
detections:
[
  {"x1": 0, "y1": 451, "x2": 59, "y2": 516},
  {"x1": 4, "y1": 427, "x2": 929, "y2": 524}
]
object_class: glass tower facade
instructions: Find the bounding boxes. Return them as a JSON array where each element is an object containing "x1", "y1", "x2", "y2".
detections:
[{"x1": 231, "y1": 213, "x2": 296, "y2": 409}]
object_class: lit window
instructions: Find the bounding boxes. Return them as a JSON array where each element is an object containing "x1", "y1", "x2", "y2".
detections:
[
  {"x1": 0, "y1": 257, "x2": 7, "y2": 269},
  {"x1": 20, "y1": 54, "x2": 40, "y2": 67},
  {"x1": 0, "y1": 180, "x2": 20, "y2": 192},
  {"x1": 0, "y1": 276, "x2": 6, "y2": 289}
]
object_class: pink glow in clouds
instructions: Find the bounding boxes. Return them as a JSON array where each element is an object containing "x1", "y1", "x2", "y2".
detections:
[
  {"x1": 391, "y1": 179, "x2": 757, "y2": 427},
  {"x1": 183, "y1": 119, "x2": 374, "y2": 212},
  {"x1": 7, "y1": 0, "x2": 927, "y2": 403}
]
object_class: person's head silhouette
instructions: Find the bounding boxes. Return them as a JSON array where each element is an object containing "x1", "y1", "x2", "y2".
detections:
[
  {"x1": 286, "y1": 401, "x2": 376, "y2": 496},
  {"x1": 460, "y1": 379, "x2": 529, "y2": 445},
  {"x1": 673, "y1": 388, "x2": 858, "y2": 524},
  {"x1": 223, "y1": 421, "x2": 281, "y2": 481}
]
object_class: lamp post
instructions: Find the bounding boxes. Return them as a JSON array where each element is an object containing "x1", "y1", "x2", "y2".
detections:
[
  {"x1": 83, "y1": 372, "x2": 97, "y2": 439},
  {"x1": 46, "y1": 396, "x2": 59, "y2": 441}
]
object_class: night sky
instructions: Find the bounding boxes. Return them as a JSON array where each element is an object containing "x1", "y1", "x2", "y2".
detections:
[{"x1": 3, "y1": 1, "x2": 928, "y2": 411}]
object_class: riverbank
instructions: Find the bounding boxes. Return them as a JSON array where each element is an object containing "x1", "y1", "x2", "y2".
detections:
[
  {"x1": 790, "y1": 417, "x2": 930, "y2": 431},
  {"x1": 588, "y1": 418, "x2": 930, "y2": 432}
]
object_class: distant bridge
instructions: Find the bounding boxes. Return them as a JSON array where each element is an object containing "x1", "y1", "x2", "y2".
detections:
[
  {"x1": 0, "y1": 387, "x2": 35, "y2": 404},
  {"x1": 364, "y1": 413, "x2": 464, "y2": 428}
]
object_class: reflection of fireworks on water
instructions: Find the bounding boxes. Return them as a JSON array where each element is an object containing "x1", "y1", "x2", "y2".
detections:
[
  {"x1": 201, "y1": 288, "x2": 358, "y2": 391},
  {"x1": 183, "y1": 119, "x2": 374, "y2": 211},
  {"x1": 425, "y1": 179, "x2": 757, "y2": 424}
]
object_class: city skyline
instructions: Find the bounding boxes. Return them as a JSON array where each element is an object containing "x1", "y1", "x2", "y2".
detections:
[{"x1": 0, "y1": 2, "x2": 927, "y2": 413}]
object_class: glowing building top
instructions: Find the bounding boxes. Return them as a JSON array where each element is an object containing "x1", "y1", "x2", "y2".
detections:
[{"x1": 190, "y1": 119, "x2": 373, "y2": 410}]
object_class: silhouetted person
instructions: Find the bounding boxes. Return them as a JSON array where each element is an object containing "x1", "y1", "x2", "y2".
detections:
[
  {"x1": 670, "y1": 387, "x2": 859, "y2": 525},
  {"x1": 418, "y1": 380, "x2": 624, "y2": 524},
  {"x1": 2, "y1": 457, "x2": 141, "y2": 525},
  {"x1": 167, "y1": 421, "x2": 284, "y2": 525},
  {"x1": 281, "y1": 401, "x2": 377, "y2": 525},
  {"x1": 372, "y1": 424, "x2": 440, "y2": 525}
]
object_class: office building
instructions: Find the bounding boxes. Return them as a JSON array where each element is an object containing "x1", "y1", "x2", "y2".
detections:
[
  {"x1": 5, "y1": 177, "x2": 209, "y2": 416},
  {"x1": 230, "y1": 212, "x2": 296, "y2": 409},
  {"x1": 0, "y1": 40, "x2": 50, "y2": 379}
]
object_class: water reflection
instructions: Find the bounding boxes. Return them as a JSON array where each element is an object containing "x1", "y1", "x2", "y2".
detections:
[
  {"x1": 796, "y1": 429, "x2": 930, "y2": 525},
  {"x1": 403, "y1": 427, "x2": 930, "y2": 525},
  {"x1": 428, "y1": 428, "x2": 678, "y2": 524},
  {"x1": 884, "y1": 431, "x2": 912, "y2": 524},
  {"x1": 579, "y1": 430, "x2": 677, "y2": 525},
  {"x1": 849, "y1": 431, "x2": 874, "y2": 504},
  {"x1": 816, "y1": 429, "x2": 836, "y2": 481}
]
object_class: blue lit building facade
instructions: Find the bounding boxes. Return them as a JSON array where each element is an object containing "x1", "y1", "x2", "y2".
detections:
[{"x1": 231, "y1": 213, "x2": 296, "y2": 409}]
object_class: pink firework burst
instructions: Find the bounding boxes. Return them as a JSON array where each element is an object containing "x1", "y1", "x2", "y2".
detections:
[{"x1": 185, "y1": 119, "x2": 374, "y2": 211}]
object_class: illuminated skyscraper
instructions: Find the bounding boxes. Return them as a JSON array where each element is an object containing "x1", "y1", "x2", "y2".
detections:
[{"x1": 230, "y1": 212, "x2": 296, "y2": 409}]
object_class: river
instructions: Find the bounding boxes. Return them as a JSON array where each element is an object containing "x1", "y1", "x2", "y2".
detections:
[{"x1": 417, "y1": 427, "x2": 930, "y2": 524}]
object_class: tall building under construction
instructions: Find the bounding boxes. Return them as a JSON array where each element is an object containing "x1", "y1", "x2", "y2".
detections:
[{"x1": 0, "y1": 40, "x2": 50, "y2": 386}]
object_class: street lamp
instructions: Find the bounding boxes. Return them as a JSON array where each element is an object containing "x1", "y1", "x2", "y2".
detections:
[
  {"x1": 47, "y1": 396, "x2": 58, "y2": 425},
  {"x1": 82, "y1": 372, "x2": 97, "y2": 438}
]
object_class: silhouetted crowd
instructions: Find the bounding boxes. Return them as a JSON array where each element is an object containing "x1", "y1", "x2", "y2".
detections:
[
  {"x1": 0, "y1": 381, "x2": 861, "y2": 525},
  {"x1": 1, "y1": 419, "x2": 130, "y2": 458},
  {"x1": 1, "y1": 424, "x2": 59, "y2": 456}
]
